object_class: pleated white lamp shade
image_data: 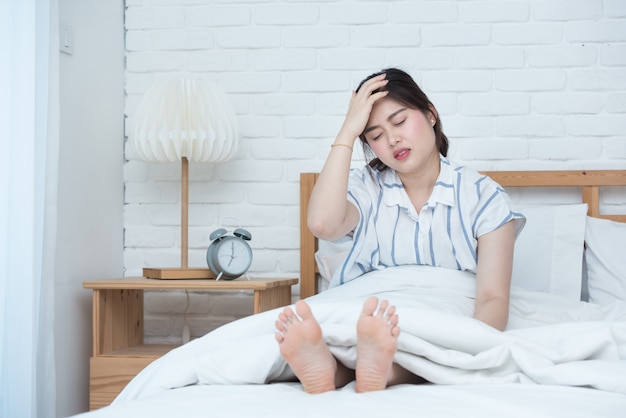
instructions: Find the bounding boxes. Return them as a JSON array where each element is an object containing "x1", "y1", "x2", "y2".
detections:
[{"x1": 130, "y1": 78, "x2": 239, "y2": 163}]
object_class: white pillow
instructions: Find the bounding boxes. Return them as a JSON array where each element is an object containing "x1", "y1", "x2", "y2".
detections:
[
  {"x1": 585, "y1": 216, "x2": 626, "y2": 305},
  {"x1": 511, "y1": 204, "x2": 588, "y2": 301}
]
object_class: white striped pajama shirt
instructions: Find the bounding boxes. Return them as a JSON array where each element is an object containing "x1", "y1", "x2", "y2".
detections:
[{"x1": 328, "y1": 156, "x2": 526, "y2": 288}]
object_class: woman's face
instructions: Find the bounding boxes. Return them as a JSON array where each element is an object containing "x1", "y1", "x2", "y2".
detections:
[{"x1": 363, "y1": 97, "x2": 438, "y2": 174}]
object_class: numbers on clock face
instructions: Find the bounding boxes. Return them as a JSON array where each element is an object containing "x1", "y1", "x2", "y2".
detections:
[{"x1": 216, "y1": 237, "x2": 251, "y2": 275}]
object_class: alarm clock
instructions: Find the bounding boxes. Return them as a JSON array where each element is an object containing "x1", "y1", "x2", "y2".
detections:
[{"x1": 206, "y1": 227, "x2": 253, "y2": 280}]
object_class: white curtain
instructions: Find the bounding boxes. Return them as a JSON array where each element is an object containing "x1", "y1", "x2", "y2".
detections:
[{"x1": 0, "y1": 0, "x2": 59, "y2": 417}]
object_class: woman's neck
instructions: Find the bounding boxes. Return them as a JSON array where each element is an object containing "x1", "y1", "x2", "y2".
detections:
[
  {"x1": 398, "y1": 152, "x2": 441, "y2": 191},
  {"x1": 398, "y1": 153, "x2": 441, "y2": 211}
]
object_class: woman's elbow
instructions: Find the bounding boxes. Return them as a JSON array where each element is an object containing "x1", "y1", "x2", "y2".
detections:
[
  {"x1": 307, "y1": 202, "x2": 357, "y2": 241},
  {"x1": 307, "y1": 216, "x2": 339, "y2": 241}
]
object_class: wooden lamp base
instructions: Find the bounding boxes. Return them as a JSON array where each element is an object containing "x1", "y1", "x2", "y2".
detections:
[{"x1": 143, "y1": 267, "x2": 215, "y2": 280}]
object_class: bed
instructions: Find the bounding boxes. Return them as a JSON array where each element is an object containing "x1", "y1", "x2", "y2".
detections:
[{"x1": 74, "y1": 169, "x2": 626, "y2": 418}]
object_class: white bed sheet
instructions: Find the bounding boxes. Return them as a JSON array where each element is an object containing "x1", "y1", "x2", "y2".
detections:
[
  {"x1": 73, "y1": 265, "x2": 626, "y2": 418},
  {"x1": 75, "y1": 382, "x2": 626, "y2": 418}
]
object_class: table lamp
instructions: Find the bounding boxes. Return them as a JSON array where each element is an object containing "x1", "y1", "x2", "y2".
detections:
[{"x1": 130, "y1": 78, "x2": 239, "y2": 279}]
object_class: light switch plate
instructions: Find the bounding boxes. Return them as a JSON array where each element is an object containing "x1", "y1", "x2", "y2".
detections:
[{"x1": 60, "y1": 22, "x2": 74, "y2": 55}]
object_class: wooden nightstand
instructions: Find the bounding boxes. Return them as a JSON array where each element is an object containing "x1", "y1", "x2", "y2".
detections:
[{"x1": 83, "y1": 276, "x2": 298, "y2": 410}]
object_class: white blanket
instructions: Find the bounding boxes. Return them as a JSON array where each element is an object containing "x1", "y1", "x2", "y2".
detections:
[{"x1": 116, "y1": 265, "x2": 626, "y2": 403}]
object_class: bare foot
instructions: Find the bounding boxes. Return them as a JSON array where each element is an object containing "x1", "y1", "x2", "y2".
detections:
[
  {"x1": 355, "y1": 296, "x2": 400, "y2": 393},
  {"x1": 275, "y1": 300, "x2": 337, "y2": 393}
]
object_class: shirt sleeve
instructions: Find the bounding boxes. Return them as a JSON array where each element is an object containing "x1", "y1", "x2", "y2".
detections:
[
  {"x1": 346, "y1": 168, "x2": 371, "y2": 208},
  {"x1": 346, "y1": 167, "x2": 376, "y2": 231},
  {"x1": 472, "y1": 176, "x2": 526, "y2": 239}
]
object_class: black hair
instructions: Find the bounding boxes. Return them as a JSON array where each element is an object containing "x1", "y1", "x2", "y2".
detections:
[{"x1": 355, "y1": 68, "x2": 448, "y2": 170}]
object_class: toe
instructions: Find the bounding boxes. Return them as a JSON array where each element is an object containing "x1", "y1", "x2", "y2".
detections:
[
  {"x1": 282, "y1": 306, "x2": 295, "y2": 318},
  {"x1": 376, "y1": 299, "x2": 389, "y2": 317},
  {"x1": 294, "y1": 300, "x2": 314, "y2": 320},
  {"x1": 361, "y1": 296, "x2": 379, "y2": 315},
  {"x1": 276, "y1": 320, "x2": 287, "y2": 333},
  {"x1": 391, "y1": 326, "x2": 401, "y2": 338}
]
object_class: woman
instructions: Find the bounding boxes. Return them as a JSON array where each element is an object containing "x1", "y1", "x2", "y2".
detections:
[{"x1": 275, "y1": 68, "x2": 524, "y2": 395}]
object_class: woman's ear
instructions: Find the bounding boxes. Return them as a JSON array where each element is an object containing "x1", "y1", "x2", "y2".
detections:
[{"x1": 428, "y1": 105, "x2": 438, "y2": 126}]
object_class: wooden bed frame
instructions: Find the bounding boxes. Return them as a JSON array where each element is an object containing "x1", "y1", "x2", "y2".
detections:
[{"x1": 299, "y1": 170, "x2": 626, "y2": 299}]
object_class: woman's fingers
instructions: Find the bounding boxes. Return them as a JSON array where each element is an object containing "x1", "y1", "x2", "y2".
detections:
[
  {"x1": 359, "y1": 73, "x2": 388, "y2": 95},
  {"x1": 342, "y1": 75, "x2": 389, "y2": 138}
]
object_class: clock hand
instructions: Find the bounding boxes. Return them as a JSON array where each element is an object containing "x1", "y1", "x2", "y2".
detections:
[{"x1": 228, "y1": 242, "x2": 236, "y2": 266}]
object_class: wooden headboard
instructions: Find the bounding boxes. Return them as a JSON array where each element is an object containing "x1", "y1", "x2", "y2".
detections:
[{"x1": 299, "y1": 170, "x2": 626, "y2": 299}]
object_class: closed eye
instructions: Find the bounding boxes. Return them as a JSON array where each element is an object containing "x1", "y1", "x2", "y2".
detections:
[
  {"x1": 393, "y1": 118, "x2": 406, "y2": 126},
  {"x1": 367, "y1": 130, "x2": 383, "y2": 141}
]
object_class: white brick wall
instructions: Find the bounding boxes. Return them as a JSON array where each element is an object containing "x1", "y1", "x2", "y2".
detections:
[{"x1": 124, "y1": 0, "x2": 626, "y2": 343}]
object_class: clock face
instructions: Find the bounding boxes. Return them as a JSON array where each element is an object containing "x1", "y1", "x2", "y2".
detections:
[{"x1": 208, "y1": 236, "x2": 252, "y2": 279}]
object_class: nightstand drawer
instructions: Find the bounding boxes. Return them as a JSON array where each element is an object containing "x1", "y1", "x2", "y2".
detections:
[{"x1": 89, "y1": 356, "x2": 158, "y2": 410}]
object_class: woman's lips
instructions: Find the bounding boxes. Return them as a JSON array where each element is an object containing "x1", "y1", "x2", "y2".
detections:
[{"x1": 394, "y1": 148, "x2": 410, "y2": 160}]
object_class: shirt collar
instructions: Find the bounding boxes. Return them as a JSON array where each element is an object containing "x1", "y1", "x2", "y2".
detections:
[
  {"x1": 429, "y1": 156, "x2": 456, "y2": 208},
  {"x1": 381, "y1": 155, "x2": 456, "y2": 210}
]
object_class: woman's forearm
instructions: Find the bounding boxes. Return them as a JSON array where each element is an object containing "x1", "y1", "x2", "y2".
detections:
[
  {"x1": 307, "y1": 129, "x2": 357, "y2": 241},
  {"x1": 474, "y1": 296, "x2": 509, "y2": 331}
]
